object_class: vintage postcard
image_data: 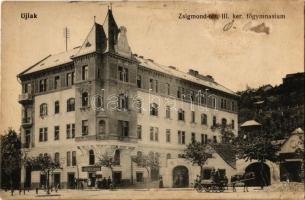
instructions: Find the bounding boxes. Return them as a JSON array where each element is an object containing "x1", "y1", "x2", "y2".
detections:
[{"x1": 0, "y1": 1, "x2": 304, "y2": 199}]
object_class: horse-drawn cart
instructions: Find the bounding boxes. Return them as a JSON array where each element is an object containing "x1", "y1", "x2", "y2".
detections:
[{"x1": 194, "y1": 177, "x2": 228, "y2": 193}]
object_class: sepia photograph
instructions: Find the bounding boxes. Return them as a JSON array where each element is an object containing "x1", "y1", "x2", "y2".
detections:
[{"x1": 0, "y1": 1, "x2": 304, "y2": 199}]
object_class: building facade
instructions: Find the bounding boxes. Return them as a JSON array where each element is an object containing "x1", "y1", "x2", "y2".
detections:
[{"x1": 18, "y1": 9, "x2": 238, "y2": 189}]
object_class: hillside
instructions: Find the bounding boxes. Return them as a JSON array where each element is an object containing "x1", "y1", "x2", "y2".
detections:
[{"x1": 237, "y1": 72, "x2": 304, "y2": 139}]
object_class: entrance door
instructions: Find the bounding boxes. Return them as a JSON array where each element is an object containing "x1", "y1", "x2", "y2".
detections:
[
  {"x1": 53, "y1": 173, "x2": 61, "y2": 188},
  {"x1": 113, "y1": 171, "x2": 122, "y2": 186},
  {"x1": 40, "y1": 174, "x2": 46, "y2": 189},
  {"x1": 25, "y1": 167, "x2": 31, "y2": 188},
  {"x1": 245, "y1": 163, "x2": 271, "y2": 186},
  {"x1": 172, "y1": 166, "x2": 189, "y2": 188},
  {"x1": 67, "y1": 173, "x2": 75, "y2": 189},
  {"x1": 280, "y1": 161, "x2": 302, "y2": 182},
  {"x1": 88, "y1": 172, "x2": 96, "y2": 187}
]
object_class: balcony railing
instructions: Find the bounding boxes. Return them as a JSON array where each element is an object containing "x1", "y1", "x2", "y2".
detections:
[
  {"x1": 18, "y1": 93, "x2": 33, "y2": 103},
  {"x1": 75, "y1": 134, "x2": 137, "y2": 142},
  {"x1": 22, "y1": 117, "x2": 32, "y2": 126}
]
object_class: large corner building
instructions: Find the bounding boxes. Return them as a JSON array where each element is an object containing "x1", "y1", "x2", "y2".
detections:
[{"x1": 18, "y1": 9, "x2": 239, "y2": 189}]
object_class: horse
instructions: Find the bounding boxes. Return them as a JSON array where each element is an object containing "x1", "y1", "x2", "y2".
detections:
[{"x1": 242, "y1": 172, "x2": 255, "y2": 192}]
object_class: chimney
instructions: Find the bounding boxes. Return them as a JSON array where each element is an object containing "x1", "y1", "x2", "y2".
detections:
[
  {"x1": 206, "y1": 75, "x2": 214, "y2": 81},
  {"x1": 168, "y1": 66, "x2": 176, "y2": 70},
  {"x1": 188, "y1": 69, "x2": 199, "y2": 76}
]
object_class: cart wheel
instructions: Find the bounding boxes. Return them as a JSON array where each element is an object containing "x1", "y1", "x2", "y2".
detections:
[
  {"x1": 211, "y1": 185, "x2": 218, "y2": 192},
  {"x1": 219, "y1": 185, "x2": 225, "y2": 192},
  {"x1": 195, "y1": 184, "x2": 203, "y2": 193},
  {"x1": 204, "y1": 185, "x2": 211, "y2": 192}
]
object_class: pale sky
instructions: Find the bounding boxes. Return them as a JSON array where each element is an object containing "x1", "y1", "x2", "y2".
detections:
[{"x1": 1, "y1": 1, "x2": 304, "y2": 133}]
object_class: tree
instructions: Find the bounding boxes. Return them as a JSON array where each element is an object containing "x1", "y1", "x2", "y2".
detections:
[
  {"x1": 97, "y1": 152, "x2": 116, "y2": 178},
  {"x1": 0, "y1": 128, "x2": 21, "y2": 193},
  {"x1": 131, "y1": 152, "x2": 160, "y2": 181},
  {"x1": 183, "y1": 141, "x2": 213, "y2": 178},
  {"x1": 25, "y1": 154, "x2": 61, "y2": 194},
  {"x1": 235, "y1": 135, "x2": 279, "y2": 189}
]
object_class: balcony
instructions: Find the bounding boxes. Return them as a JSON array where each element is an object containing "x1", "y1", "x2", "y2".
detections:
[
  {"x1": 75, "y1": 135, "x2": 97, "y2": 142},
  {"x1": 22, "y1": 117, "x2": 32, "y2": 127},
  {"x1": 18, "y1": 93, "x2": 33, "y2": 104}
]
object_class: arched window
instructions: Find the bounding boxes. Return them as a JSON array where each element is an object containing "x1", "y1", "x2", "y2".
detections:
[
  {"x1": 82, "y1": 92, "x2": 89, "y2": 107},
  {"x1": 221, "y1": 118, "x2": 227, "y2": 128},
  {"x1": 178, "y1": 109, "x2": 185, "y2": 121},
  {"x1": 67, "y1": 98, "x2": 75, "y2": 112},
  {"x1": 166, "y1": 153, "x2": 171, "y2": 159},
  {"x1": 113, "y1": 150, "x2": 120, "y2": 165},
  {"x1": 40, "y1": 103, "x2": 48, "y2": 117},
  {"x1": 89, "y1": 150, "x2": 95, "y2": 165},
  {"x1": 98, "y1": 120, "x2": 105, "y2": 135},
  {"x1": 150, "y1": 103, "x2": 158, "y2": 116},
  {"x1": 201, "y1": 114, "x2": 208, "y2": 125}
]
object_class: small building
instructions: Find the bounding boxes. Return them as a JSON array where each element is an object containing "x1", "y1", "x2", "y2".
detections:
[
  {"x1": 277, "y1": 128, "x2": 304, "y2": 182},
  {"x1": 162, "y1": 144, "x2": 236, "y2": 188},
  {"x1": 239, "y1": 120, "x2": 262, "y2": 139}
]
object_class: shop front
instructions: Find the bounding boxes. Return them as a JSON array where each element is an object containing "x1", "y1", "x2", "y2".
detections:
[{"x1": 82, "y1": 166, "x2": 102, "y2": 188}]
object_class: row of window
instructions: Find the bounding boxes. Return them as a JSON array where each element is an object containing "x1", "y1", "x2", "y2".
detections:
[
  {"x1": 29, "y1": 66, "x2": 89, "y2": 94},
  {"x1": 137, "y1": 126, "x2": 216, "y2": 144},
  {"x1": 53, "y1": 149, "x2": 120, "y2": 168},
  {"x1": 136, "y1": 75, "x2": 237, "y2": 112},
  {"x1": 39, "y1": 98, "x2": 75, "y2": 117},
  {"x1": 147, "y1": 103, "x2": 235, "y2": 128},
  {"x1": 39, "y1": 124, "x2": 75, "y2": 142},
  {"x1": 39, "y1": 72, "x2": 76, "y2": 93}
]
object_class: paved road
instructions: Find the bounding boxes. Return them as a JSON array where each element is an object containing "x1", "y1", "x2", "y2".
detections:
[{"x1": 0, "y1": 188, "x2": 303, "y2": 200}]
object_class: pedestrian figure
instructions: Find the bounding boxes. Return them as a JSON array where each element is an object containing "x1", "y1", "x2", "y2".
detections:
[
  {"x1": 55, "y1": 184, "x2": 59, "y2": 192},
  {"x1": 19, "y1": 186, "x2": 22, "y2": 195},
  {"x1": 102, "y1": 177, "x2": 107, "y2": 189},
  {"x1": 159, "y1": 176, "x2": 163, "y2": 188},
  {"x1": 223, "y1": 175, "x2": 229, "y2": 190},
  {"x1": 11, "y1": 187, "x2": 14, "y2": 196},
  {"x1": 231, "y1": 176, "x2": 237, "y2": 192},
  {"x1": 214, "y1": 169, "x2": 220, "y2": 183},
  {"x1": 107, "y1": 176, "x2": 112, "y2": 189},
  {"x1": 36, "y1": 187, "x2": 38, "y2": 195},
  {"x1": 23, "y1": 187, "x2": 26, "y2": 195},
  {"x1": 80, "y1": 181, "x2": 84, "y2": 190}
]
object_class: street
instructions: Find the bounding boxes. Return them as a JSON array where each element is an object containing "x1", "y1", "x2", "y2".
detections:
[{"x1": 0, "y1": 186, "x2": 304, "y2": 200}]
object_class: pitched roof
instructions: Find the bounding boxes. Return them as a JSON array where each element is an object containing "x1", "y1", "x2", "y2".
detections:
[
  {"x1": 211, "y1": 144, "x2": 236, "y2": 169},
  {"x1": 19, "y1": 47, "x2": 80, "y2": 76},
  {"x1": 135, "y1": 56, "x2": 237, "y2": 96},
  {"x1": 17, "y1": 9, "x2": 237, "y2": 97},
  {"x1": 240, "y1": 120, "x2": 262, "y2": 127},
  {"x1": 103, "y1": 8, "x2": 119, "y2": 52},
  {"x1": 73, "y1": 23, "x2": 107, "y2": 57}
]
